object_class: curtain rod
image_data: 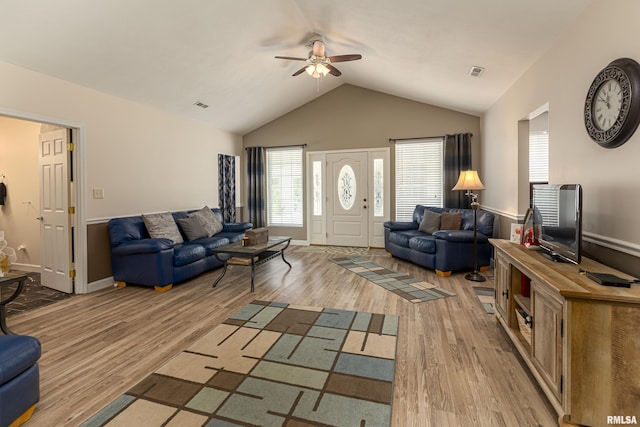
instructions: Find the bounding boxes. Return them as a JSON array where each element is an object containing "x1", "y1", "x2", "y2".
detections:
[
  {"x1": 245, "y1": 144, "x2": 307, "y2": 150},
  {"x1": 389, "y1": 133, "x2": 473, "y2": 143}
]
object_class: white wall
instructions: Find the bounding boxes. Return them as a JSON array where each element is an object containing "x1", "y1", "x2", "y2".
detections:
[
  {"x1": 0, "y1": 60, "x2": 242, "y2": 221},
  {"x1": 482, "y1": 0, "x2": 640, "y2": 255},
  {"x1": 0, "y1": 117, "x2": 41, "y2": 268}
]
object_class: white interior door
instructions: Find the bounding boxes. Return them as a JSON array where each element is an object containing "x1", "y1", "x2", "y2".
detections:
[
  {"x1": 326, "y1": 152, "x2": 368, "y2": 247},
  {"x1": 39, "y1": 129, "x2": 73, "y2": 293}
]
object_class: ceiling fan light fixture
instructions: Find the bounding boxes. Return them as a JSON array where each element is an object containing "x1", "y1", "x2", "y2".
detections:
[
  {"x1": 275, "y1": 33, "x2": 361, "y2": 79},
  {"x1": 305, "y1": 63, "x2": 329, "y2": 78}
]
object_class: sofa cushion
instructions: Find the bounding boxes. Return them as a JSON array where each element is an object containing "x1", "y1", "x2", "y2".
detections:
[
  {"x1": 418, "y1": 210, "x2": 440, "y2": 234},
  {"x1": 185, "y1": 236, "x2": 231, "y2": 256},
  {"x1": 388, "y1": 230, "x2": 425, "y2": 248},
  {"x1": 189, "y1": 206, "x2": 223, "y2": 237},
  {"x1": 177, "y1": 216, "x2": 208, "y2": 241},
  {"x1": 440, "y1": 212, "x2": 462, "y2": 230},
  {"x1": 173, "y1": 244, "x2": 206, "y2": 267},
  {"x1": 0, "y1": 335, "x2": 41, "y2": 385},
  {"x1": 142, "y1": 212, "x2": 184, "y2": 244},
  {"x1": 408, "y1": 236, "x2": 437, "y2": 254}
]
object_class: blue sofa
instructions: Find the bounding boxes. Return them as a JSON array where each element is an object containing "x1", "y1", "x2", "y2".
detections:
[
  {"x1": 108, "y1": 208, "x2": 252, "y2": 291},
  {"x1": 0, "y1": 334, "x2": 41, "y2": 427},
  {"x1": 384, "y1": 205, "x2": 496, "y2": 276}
]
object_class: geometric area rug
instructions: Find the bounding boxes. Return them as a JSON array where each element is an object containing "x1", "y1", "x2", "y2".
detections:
[
  {"x1": 330, "y1": 256, "x2": 456, "y2": 303},
  {"x1": 80, "y1": 300, "x2": 399, "y2": 427}
]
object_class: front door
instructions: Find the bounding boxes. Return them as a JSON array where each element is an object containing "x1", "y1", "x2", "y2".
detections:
[
  {"x1": 39, "y1": 129, "x2": 73, "y2": 293},
  {"x1": 326, "y1": 152, "x2": 368, "y2": 247}
]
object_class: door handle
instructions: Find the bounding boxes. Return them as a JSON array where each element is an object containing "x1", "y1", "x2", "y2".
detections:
[
  {"x1": 36, "y1": 216, "x2": 44, "y2": 221},
  {"x1": 363, "y1": 205, "x2": 367, "y2": 209}
]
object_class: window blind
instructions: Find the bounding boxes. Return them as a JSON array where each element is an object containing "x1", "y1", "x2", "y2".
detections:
[
  {"x1": 395, "y1": 138, "x2": 443, "y2": 221},
  {"x1": 529, "y1": 131, "x2": 549, "y2": 183},
  {"x1": 266, "y1": 147, "x2": 303, "y2": 226}
]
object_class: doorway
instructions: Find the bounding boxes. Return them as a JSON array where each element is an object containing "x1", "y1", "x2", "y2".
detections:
[
  {"x1": 326, "y1": 152, "x2": 368, "y2": 246},
  {"x1": 0, "y1": 110, "x2": 84, "y2": 294},
  {"x1": 307, "y1": 148, "x2": 390, "y2": 248}
]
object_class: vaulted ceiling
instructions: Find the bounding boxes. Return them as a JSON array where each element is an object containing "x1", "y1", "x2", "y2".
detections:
[{"x1": 0, "y1": 0, "x2": 593, "y2": 135}]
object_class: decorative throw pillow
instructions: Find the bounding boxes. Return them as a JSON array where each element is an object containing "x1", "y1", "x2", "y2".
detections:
[
  {"x1": 177, "y1": 216, "x2": 207, "y2": 241},
  {"x1": 142, "y1": 212, "x2": 183, "y2": 243},
  {"x1": 440, "y1": 212, "x2": 462, "y2": 230},
  {"x1": 189, "y1": 206, "x2": 223, "y2": 237},
  {"x1": 419, "y1": 210, "x2": 441, "y2": 234}
]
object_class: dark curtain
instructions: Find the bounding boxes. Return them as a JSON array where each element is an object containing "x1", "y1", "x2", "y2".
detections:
[
  {"x1": 218, "y1": 154, "x2": 236, "y2": 222},
  {"x1": 443, "y1": 133, "x2": 472, "y2": 208},
  {"x1": 247, "y1": 146, "x2": 266, "y2": 228}
]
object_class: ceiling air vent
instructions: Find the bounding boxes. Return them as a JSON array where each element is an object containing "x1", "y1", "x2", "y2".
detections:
[
  {"x1": 469, "y1": 66, "x2": 485, "y2": 77},
  {"x1": 193, "y1": 101, "x2": 209, "y2": 109}
]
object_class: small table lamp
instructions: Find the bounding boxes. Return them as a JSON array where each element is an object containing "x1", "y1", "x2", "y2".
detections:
[{"x1": 452, "y1": 170, "x2": 486, "y2": 282}]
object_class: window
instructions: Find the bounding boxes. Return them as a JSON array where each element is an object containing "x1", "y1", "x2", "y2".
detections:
[
  {"x1": 312, "y1": 160, "x2": 322, "y2": 216},
  {"x1": 395, "y1": 138, "x2": 443, "y2": 221},
  {"x1": 529, "y1": 130, "x2": 549, "y2": 183},
  {"x1": 529, "y1": 111, "x2": 549, "y2": 206},
  {"x1": 266, "y1": 147, "x2": 303, "y2": 226},
  {"x1": 373, "y1": 158, "x2": 384, "y2": 217}
]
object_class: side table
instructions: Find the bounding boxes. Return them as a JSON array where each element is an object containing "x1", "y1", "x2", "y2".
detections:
[{"x1": 0, "y1": 272, "x2": 29, "y2": 334}]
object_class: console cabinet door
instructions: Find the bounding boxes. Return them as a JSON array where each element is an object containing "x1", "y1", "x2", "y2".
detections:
[
  {"x1": 531, "y1": 282, "x2": 564, "y2": 400},
  {"x1": 494, "y1": 252, "x2": 510, "y2": 319}
]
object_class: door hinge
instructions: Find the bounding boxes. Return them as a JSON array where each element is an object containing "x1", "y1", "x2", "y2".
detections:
[
  {"x1": 68, "y1": 206, "x2": 75, "y2": 214},
  {"x1": 560, "y1": 374, "x2": 563, "y2": 393},
  {"x1": 69, "y1": 269, "x2": 76, "y2": 278},
  {"x1": 67, "y1": 142, "x2": 74, "y2": 151},
  {"x1": 560, "y1": 319, "x2": 564, "y2": 338}
]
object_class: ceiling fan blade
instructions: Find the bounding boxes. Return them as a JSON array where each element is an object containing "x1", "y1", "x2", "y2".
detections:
[
  {"x1": 326, "y1": 64, "x2": 342, "y2": 77},
  {"x1": 275, "y1": 56, "x2": 308, "y2": 61},
  {"x1": 328, "y1": 54, "x2": 362, "y2": 63},
  {"x1": 292, "y1": 66, "x2": 308, "y2": 76}
]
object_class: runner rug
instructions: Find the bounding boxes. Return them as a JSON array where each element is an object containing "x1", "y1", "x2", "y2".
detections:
[
  {"x1": 329, "y1": 256, "x2": 456, "y2": 303},
  {"x1": 473, "y1": 287, "x2": 495, "y2": 314},
  {"x1": 81, "y1": 300, "x2": 399, "y2": 427}
]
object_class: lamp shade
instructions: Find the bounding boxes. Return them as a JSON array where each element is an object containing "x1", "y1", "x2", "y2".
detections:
[{"x1": 452, "y1": 170, "x2": 485, "y2": 191}]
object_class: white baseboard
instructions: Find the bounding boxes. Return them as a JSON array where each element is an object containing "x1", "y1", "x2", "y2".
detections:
[
  {"x1": 11, "y1": 263, "x2": 40, "y2": 273},
  {"x1": 86, "y1": 277, "x2": 116, "y2": 294}
]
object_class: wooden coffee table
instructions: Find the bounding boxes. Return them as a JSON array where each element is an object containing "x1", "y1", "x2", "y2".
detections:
[{"x1": 211, "y1": 236, "x2": 292, "y2": 292}]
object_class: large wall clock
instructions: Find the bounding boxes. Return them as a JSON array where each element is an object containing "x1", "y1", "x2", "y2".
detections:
[{"x1": 584, "y1": 57, "x2": 640, "y2": 148}]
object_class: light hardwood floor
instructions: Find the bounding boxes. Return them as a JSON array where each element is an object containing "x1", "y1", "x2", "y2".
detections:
[{"x1": 8, "y1": 246, "x2": 557, "y2": 426}]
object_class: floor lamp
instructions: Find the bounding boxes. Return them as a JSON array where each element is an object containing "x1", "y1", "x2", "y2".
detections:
[{"x1": 452, "y1": 170, "x2": 486, "y2": 282}]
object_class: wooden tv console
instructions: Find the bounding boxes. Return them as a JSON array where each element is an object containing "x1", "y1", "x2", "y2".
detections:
[{"x1": 490, "y1": 239, "x2": 640, "y2": 426}]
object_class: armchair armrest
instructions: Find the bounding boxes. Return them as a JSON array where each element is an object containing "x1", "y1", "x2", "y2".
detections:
[
  {"x1": 383, "y1": 221, "x2": 417, "y2": 231},
  {"x1": 223, "y1": 222, "x2": 253, "y2": 233},
  {"x1": 111, "y1": 238, "x2": 175, "y2": 256},
  {"x1": 433, "y1": 230, "x2": 489, "y2": 243}
]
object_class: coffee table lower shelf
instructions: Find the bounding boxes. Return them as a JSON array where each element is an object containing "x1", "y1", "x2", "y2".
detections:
[{"x1": 211, "y1": 237, "x2": 292, "y2": 292}]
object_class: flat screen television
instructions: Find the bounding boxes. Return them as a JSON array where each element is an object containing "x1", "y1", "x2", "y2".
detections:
[{"x1": 532, "y1": 184, "x2": 582, "y2": 264}]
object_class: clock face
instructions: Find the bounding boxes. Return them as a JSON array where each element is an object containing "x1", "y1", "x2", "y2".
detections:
[
  {"x1": 593, "y1": 79, "x2": 622, "y2": 131},
  {"x1": 584, "y1": 58, "x2": 640, "y2": 148}
]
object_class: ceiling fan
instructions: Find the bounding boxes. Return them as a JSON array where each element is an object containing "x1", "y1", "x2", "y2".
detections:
[{"x1": 275, "y1": 33, "x2": 362, "y2": 78}]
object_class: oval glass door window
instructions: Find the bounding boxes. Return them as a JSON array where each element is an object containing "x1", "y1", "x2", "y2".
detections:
[{"x1": 338, "y1": 165, "x2": 356, "y2": 210}]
